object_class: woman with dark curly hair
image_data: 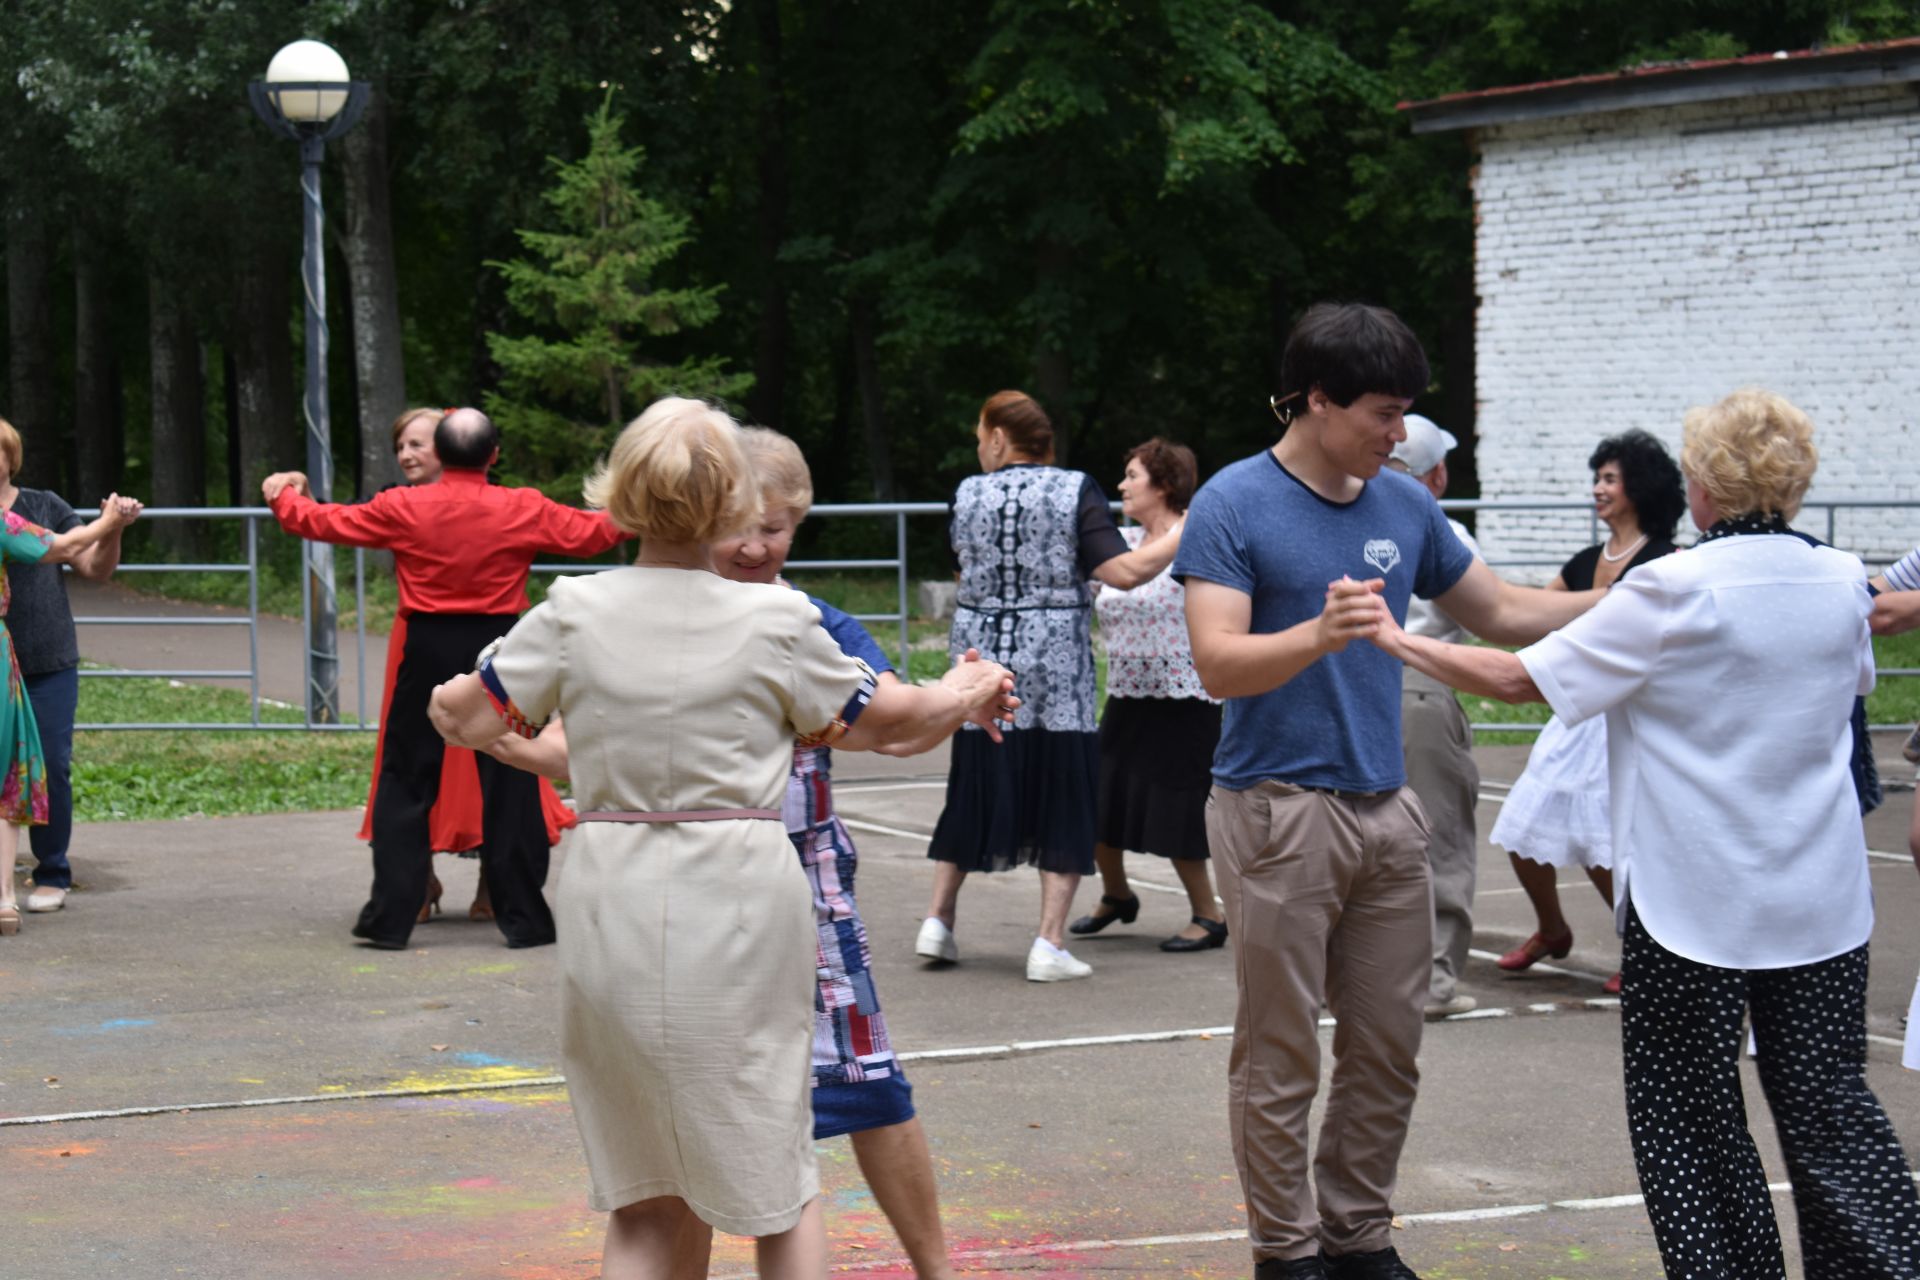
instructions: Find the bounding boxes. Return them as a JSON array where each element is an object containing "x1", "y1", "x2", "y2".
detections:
[{"x1": 1490, "y1": 429, "x2": 1685, "y2": 992}]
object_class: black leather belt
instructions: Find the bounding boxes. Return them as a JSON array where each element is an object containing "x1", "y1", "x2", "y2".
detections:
[{"x1": 1302, "y1": 785, "x2": 1388, "y2": 801}]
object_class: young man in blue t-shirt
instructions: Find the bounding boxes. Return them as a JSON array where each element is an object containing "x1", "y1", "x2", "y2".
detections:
[{"x1": 1174, "y1": 303, "x2": 1600, "y2": 1280}]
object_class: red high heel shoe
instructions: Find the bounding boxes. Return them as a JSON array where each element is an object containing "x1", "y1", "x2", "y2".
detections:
[{"x1": 1497, "y1": 930, "x2": 1572, "y2": 971}]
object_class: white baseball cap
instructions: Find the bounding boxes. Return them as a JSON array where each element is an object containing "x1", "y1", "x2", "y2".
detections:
[{"x1": 1392, "y1": 413, "x2": 1457, "y2": 477}]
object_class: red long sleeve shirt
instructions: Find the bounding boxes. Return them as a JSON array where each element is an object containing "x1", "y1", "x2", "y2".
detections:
[{"x1": 269, "y1": 469, "x2": 628, "y2": 616}]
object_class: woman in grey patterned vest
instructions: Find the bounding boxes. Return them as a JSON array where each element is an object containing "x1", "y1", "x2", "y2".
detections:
[{"x1": 920, "y1": 391, "x2": 1180, "y2": 982}]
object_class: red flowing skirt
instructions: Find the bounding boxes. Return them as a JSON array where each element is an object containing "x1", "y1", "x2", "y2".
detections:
[{"x1": 356, "y1": 611, "x2": 574, "y2": 850}]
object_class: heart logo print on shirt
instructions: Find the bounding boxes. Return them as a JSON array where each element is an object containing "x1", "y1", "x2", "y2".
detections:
[{"x1": 1363, "y1": 539, "x2": 1402, "y2": 576}]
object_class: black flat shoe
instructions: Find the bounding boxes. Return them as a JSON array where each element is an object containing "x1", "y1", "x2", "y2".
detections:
[
  {"x1": 1068, "y1": 893, "x2": 1141, "y2": 935},
  {"x1": 1321, "y1": 1245, "x2": 1422, "y2": 1279},
  {"x1": 1160, "y1": 916, "x2": 1228, "y2": 952}
]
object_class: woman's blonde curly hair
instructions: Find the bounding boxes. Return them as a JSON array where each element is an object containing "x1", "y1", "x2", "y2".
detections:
[
  {"x1": 583, "y1": 398, "x2": 760, "y2": 542},
  {"x1": 1680, "y1": 389, "x2": 1818, "y2": 521}
]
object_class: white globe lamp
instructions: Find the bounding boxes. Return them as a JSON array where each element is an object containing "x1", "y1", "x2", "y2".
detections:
[{"x1": 263, "y1": 39, "x2": 350, "y2": 123}]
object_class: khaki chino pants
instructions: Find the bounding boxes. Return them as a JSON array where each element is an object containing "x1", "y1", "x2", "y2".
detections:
[
  {"x1": 1400, "y1": 669, "x2": 1480, "y2": 1004},
  {"x1": 1207, "y1": 780, "x2": 1434, "y2": 1262}
]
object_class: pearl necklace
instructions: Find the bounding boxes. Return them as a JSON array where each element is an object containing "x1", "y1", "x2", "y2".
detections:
[{"x1": 1600, "y1": 531, "x2": 1648, "y2": 563}]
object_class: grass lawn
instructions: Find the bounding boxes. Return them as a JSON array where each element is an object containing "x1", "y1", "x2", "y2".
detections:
[{"x1": 73, "y1": 673, "x2": 375, "y2": 822}]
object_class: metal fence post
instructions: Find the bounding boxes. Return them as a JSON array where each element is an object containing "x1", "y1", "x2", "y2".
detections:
[
  {"x1": 247, "y1": 515, "x2": 262, "y2": 728},
  {"x1": 896, "y1": 511, "x2": 911, "y2": 674}
]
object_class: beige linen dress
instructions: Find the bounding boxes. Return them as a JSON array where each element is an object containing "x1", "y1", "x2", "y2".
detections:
[{"x1": 483, "y1": 567, "x2": 873, "y2": 1235}]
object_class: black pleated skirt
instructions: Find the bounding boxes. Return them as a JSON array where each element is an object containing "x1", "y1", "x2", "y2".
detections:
[
  {"x1": 1094, "y1": 696, "x2": 1221, "y2": 861},
  {"x1": 927, "y1": 727, "x2": 1099, "y2": 875}
]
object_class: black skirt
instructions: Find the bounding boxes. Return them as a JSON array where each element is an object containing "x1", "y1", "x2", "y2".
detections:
[
  {"x1": 927, "y1": 727, "x2": 1099, "y2": 875},
  {"x1": 1095, "y1": 696, "x2": 1221, "y2": 861}
]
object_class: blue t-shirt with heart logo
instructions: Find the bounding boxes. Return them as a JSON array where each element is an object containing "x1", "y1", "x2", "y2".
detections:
[{"x1": 1173, "y1": 449, "x2": 1473, "y2": 792}]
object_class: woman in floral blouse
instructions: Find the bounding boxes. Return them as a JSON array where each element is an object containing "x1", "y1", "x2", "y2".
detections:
[{"x1": 1071, "y1": 438, "x2": 1226, "y2": 952}]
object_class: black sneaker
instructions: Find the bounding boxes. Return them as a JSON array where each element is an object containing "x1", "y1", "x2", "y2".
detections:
[
  {"x1": 1255, "y1": 1257, "x2": 1329, "y2": 1279},
  {"x1": 1320, "y1": 1246, "x2": 1421, "y2": 1279}
]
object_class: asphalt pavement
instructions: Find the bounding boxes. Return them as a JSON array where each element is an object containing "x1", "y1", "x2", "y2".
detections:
[{"x1": 4, "y1": 580, "x2": 1915, "y2": 1276}]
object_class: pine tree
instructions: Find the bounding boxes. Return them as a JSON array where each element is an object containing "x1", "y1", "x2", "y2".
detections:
[{"x1": 484, "y1": 91, "x2": 749, "y2": 495}]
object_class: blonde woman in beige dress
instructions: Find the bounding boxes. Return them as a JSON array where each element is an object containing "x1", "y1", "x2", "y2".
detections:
[{"x1": 431, "y1": 398, "x2": 1013, "y2": 1280}]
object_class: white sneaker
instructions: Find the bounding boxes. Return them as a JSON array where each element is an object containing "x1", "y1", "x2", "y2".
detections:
[
  {"x1": 1026, "y1": 938, "x2": 1092, "y2": 982},
  {"x1": 915, "y1": 916, "x2": 958, "y2": 963},
  {"x1": 25, "y1": 885, "x2": 67, "y2": 913},
  {"x1": 1423, "y1": 993, "x2": 1477, "y2": 1020}
]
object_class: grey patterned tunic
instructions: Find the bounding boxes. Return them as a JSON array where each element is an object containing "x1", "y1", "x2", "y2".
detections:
[{"x1": 949, "y1": 465, "x2": 1120, "y2": 733}]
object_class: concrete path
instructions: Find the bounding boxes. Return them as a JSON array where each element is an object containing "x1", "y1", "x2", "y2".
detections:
[
  {"x1": 20, "y1": 580, "x2": 1919, "y2": 1274},
  {"x1": 68, "y1": 577, "x2": 388, "y2": 717},
  {"x1": 4, "y1": 768, "x2": 1918, "y2": 1277}
]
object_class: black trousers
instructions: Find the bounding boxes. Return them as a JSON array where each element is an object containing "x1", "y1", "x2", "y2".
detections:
[
  {"x1": 1622, "y1": 906, "x2": 1920, "y2": 1279},
  {"x1": 353, "y1": 613, "x2": 555, "y2": 949}
]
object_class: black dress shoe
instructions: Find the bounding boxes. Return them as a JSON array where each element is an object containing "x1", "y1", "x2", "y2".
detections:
[
  {"x1": 357, "y1": 936, "x2": 408, "y2": 951},
  {"x1": 1068, "y1": 893, "x2": 1140, "y2": 935},
  {"x1": 1321, "y1": 1245, "x2": 1421, "y2": 1279},
  {"x1": 1160, "y1": 915, "x2": 1229, "y2": 952},
  {"x1": 1254, "y1": 1256, "x2": 1328, "y2": 1279}
]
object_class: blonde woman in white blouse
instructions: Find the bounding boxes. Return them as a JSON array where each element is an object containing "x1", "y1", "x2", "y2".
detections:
[
  {"x1": 1362, "y1": 389, "x2": 1919, "y2": 1280},
  {"x1": 1070, "y1": 439, "x2": 1226, "y2": 952}
]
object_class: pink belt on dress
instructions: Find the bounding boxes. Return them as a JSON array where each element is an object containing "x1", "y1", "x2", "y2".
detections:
[{"x1": 576, "y1": 809, "x2": 781, "y2": 824}]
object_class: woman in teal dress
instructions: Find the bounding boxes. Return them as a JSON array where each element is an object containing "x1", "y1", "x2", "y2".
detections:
[{"x1": 0, "y1": 497, "x2": 139, "y2": 935}]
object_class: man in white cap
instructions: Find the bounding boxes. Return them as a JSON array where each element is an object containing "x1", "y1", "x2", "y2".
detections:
[{"x1": 1388, "y1": 415, "x2": 1482, "y2": 1019}]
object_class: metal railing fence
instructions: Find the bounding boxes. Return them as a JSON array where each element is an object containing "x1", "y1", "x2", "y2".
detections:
[{"x1": 64, "y1": 499, "x2": 1920, "y2": 734}]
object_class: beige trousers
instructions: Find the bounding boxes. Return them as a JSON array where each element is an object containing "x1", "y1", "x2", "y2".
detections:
[
  {"x1": 1400, "y1": 669, "x2": 1480, "y2": 1004},
  {"x1": 1208, "y1": 780, "x2": 1433, "y2": 1262}
]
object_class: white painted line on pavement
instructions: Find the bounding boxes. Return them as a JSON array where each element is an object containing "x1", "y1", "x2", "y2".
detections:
[
  {"x1": 12, "y1": 990, "x2": 1851, "y2": 1129},
  {"x1": 840, "y1": 817, "x2": 936, "y2": 841},
  {"x1": 0, "y1": 1075, "x2": 569, "y2": 1127},
  {"x1": 839, "y1": 819, "x2": 1202, "y2": 898},
  {"x1": 715, "y1": 1175, "x2": 1920, "y2": 1275}
]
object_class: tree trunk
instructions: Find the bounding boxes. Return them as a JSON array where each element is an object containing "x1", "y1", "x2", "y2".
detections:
[
  {"x1": 339, "y1": 88, "x2": 407, "y2": 497},
  {"x1": 1032, "y1": 242, "x2": 1075, "y2": 465},
  {"x1": 6, "y1": 207, "x2": 59, "y2": 477},
  {"x1": 1267, "y1": 273, "x2": 1292, "y2": 401},
  {"x1": 849, "y1": 295, "x2": 896, "y2": 501},
  {"x1": 230, "y1": 241, "x2": 298, "y2": 502},
  {"x1": 72, "y1": 222, "x2": 119, "y2": 503},
  {"x1": 149, "y1": 269, "x2": 205, "y2": 553},
  {"x1": 746, "y1": 0, "x2": 791, "y2": 427}
]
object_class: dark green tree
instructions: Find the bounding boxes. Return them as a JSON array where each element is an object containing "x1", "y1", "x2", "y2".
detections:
[{"x1": 483, "y1": 93, "x2": 750, "y2": 496}]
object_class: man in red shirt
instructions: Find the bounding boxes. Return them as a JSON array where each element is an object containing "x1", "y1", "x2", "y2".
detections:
[{"x1": 264, "y1": 408, "x2": 627, "y2": 950}]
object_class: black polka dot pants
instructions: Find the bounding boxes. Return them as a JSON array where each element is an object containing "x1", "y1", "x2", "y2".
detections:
[{"x1": 1622, "y1": 907, "x2": 1920, "y2": 1279}]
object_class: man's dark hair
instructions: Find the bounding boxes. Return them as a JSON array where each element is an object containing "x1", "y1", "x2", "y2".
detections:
[
  {"x1": 435, "y1": 407, "x2": 499, "y2": 469},
  {"x1": 1589, "y1": 429, "x2": 1686, "y2": 542},
  {"x1": 1278, "y1": 303, "x2": 1430, "y2": 411}
]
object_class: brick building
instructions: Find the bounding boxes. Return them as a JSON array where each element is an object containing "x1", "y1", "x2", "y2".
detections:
[{"x1": 1403, "y1": 40, "x2": 1920, "y2": 575}]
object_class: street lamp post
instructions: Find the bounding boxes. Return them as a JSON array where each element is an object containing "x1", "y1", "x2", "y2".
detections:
[{"x1": 249, "y1": 40, "x2": 368, "y2": 725}]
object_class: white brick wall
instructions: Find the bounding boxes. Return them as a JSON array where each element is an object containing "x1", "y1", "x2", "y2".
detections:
[{"x1": 1470, "y1": 84, "x2": 1920, "y2": 577}]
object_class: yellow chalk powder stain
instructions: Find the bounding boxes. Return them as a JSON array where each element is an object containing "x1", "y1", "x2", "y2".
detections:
[{"x1": 383, "y1": 1063, "x2": 555, "y2": 1093}]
